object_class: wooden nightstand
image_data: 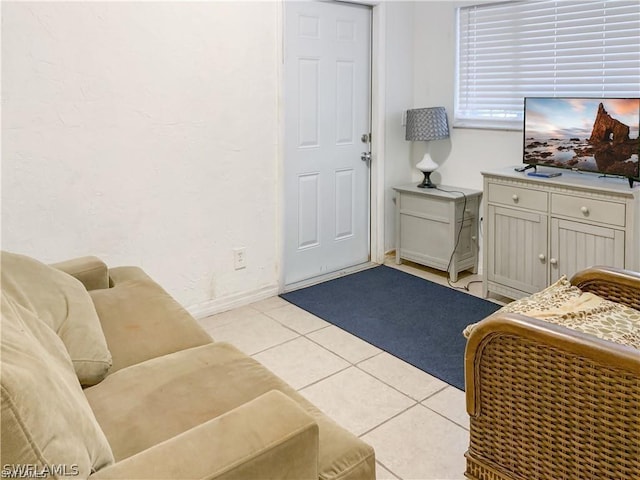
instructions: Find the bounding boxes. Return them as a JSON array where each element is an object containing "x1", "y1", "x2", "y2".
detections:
[{"x1": 393, "y1": 184, "x2": 482, "y2": 282}]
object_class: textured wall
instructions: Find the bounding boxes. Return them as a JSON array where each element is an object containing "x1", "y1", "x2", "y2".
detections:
[
  {"x1": 382, "y1": 2, "x2": 415, "y2": 252},
  {"x1": 1, "y1": 2, "x2": 280, "y2": 309}
]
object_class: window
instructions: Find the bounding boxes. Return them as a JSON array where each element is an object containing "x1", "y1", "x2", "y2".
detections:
[{"x1": 455, "y1": 0, "x2": 640, "y2": 130}]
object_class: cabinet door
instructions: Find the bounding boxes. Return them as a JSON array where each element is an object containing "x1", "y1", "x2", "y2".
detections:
[
  {"x1": 550, "y1": 218, "x2": 625, "y2": 283},
  {"x1": 399, "y1": 209, "x2": 450, "y2": 267},
  {"x1": 487, "y1": 205, "x2": 548, "y2": 294}
]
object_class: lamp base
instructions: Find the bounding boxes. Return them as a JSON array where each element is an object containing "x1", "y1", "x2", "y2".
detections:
[{"x1": 418, "y1": 171, "x2": 436, "y2": 189}]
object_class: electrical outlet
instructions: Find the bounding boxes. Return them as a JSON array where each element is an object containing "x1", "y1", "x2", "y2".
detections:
[{"x1": 233, "y1": 247, "x2": 247, "y2": 270}]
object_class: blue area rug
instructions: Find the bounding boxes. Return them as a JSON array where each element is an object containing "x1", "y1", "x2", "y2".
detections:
[{"x1": 280, "y1": 265, "x2": 501, "y2": 390}]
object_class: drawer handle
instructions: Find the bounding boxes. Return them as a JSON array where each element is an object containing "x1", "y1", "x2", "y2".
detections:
[
  {"x1": 550, "y1": 258, "x2": 558, "y2": 265},
  {"x1": 581, "y1": 206, "x2": 589, "y2": 215},
  {"x1": 512, "y1": 194, "x2": 519, "y2": 202},
  {"x1": 538, "y1": 254, "x2": 546, "y2": 261}
]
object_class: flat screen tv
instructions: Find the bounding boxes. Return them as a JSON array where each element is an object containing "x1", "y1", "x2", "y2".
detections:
[{"x1": 523, "y1": 97, "x2": 640, "y2": 187}]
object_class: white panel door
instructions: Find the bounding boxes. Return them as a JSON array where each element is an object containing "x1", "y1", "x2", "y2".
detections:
[{"x1": 284, "y1": 1, "x2": 371, "y2": 286}]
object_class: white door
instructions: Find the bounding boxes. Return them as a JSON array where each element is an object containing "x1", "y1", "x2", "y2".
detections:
[{"x1": 284, "y1": 1, "x2": 372, "y2": 286}]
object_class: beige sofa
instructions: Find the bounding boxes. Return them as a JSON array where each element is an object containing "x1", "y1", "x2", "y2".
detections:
[{"x1": 1, "y1": 252, "x2": 375, "y2": 479}]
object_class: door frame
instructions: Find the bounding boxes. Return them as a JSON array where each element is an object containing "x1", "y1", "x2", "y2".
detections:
[{"x1": 277, "y1": 0, "x2": 387, "y2": 291}]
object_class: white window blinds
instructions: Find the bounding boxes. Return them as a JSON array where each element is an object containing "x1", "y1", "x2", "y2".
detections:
[{"x1": 455, "y1": 0, "x2": 640, "y2": 130}]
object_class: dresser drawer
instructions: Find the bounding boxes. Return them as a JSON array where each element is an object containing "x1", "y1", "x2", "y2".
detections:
[
  {"x1": 551, "y1": 193, "x2": 626, "y2": 227},
  {"x1": 488, "y1": 183, "x2": 548, "y2": 212}
]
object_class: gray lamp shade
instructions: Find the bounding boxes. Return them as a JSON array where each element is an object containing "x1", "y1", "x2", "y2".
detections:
[{"x1": 405, "y1": 107, "x2": 450, "y2": 141}]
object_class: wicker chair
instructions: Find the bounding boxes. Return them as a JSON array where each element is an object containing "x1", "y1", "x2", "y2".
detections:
[{"x1": 464, "y1": 266, "x2": 640, "y2": 480}]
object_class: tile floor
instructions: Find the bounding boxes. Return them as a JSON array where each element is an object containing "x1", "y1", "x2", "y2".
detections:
[{"x1": 198, "y1": 259, "x2": 502, "y2": 480}]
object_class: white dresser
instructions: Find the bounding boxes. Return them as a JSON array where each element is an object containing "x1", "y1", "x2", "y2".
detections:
[{"x1": 482, "y1": 167, "x2": 640, "y2": 300}]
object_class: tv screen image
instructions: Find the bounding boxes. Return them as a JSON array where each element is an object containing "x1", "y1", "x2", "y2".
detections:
[{"x1": 523, "y1": 98, "x2": 640, "y2": 180}]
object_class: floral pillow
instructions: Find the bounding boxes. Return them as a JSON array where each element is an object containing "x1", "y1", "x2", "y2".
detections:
[{"x1": 464, "y1": 276, "x2": 640, "y2": 350}]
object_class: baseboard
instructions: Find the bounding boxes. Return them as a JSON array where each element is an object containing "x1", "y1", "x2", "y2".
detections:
[
  {"x1": 186, "y1": 284, "x2": 279, "y2": 320},
  {"x1": 282, "y1": 262, "x2": 377, "y2": 293}
]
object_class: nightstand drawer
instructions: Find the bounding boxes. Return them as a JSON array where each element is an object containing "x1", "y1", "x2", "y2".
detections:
[
  {"x1": 400, "y1": 191, "x2": 478, "y2": 223},
  {"x1": 488, "y1": 183, "x2": 548, "y2": 212},
  {"x1": 399, "y1": 192, "x2": 449, "y2": 221},
  {"x1": 551, "y1": 193, "x2": 626, "y2": 227},
  {"x1": 459, "y1": 196, "x2": 479, "y2": 221}
]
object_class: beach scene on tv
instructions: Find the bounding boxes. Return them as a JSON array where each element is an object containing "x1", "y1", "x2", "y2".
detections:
[{"x1": 524, "y1": 98, "x2": 640, "y2": 178}]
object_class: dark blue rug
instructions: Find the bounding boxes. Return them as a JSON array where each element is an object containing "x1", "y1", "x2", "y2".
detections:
[{"x1": 280, "y1": 265, "x2": 501, "y2": 390}]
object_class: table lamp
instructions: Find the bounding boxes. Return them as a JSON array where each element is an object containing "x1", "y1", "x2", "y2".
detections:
[{"x1": 405, "y1": 107, "x2": 450, "y2": 188}]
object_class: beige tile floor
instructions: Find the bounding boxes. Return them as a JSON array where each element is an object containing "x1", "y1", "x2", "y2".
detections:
[{"x1": 198, "y1": 258, "x2": 502, "y2": 480}]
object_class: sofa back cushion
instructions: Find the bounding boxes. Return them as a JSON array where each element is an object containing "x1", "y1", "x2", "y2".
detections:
[
  {"x1": 1, "y1": 293, "x2": 114, "y2": 475},
  {"x1": 1, "y1": 251, "x2": 112, "y2": 385},
  {"x1": 88, "y1": 266, "x2": 213, "y2": 374}
]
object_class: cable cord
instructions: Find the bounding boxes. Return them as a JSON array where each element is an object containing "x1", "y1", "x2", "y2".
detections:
[{"x1": 434, "y1": 186, "x2": 474, "y2": 291}]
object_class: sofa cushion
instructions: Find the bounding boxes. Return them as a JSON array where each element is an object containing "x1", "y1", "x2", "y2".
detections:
[
  {"x1": 85, "y1": 342, "x2": 375, "y2": 480},
  {"x1": 88, "y1": 266, "x2": 213, "y2": 374},
  {"x1": 1, "y1": 293, "x2": 114, "y2": 475},
  {"x1": 464, "y1": 276, "x2": 640, "y2": 349},
  {"x1": 1, "y1": 251, "x2": 112, "y2": 385}
]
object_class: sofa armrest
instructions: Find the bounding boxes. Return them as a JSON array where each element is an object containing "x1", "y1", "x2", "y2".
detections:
[
  {"x1": 51, "y1": 256, "x2": 109, "y2": 291},
  {"x1": 89, "y1": 390, "x2": 319, "y2": 480}
]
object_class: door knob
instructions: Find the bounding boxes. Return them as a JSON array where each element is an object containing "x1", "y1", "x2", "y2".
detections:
[
  {"x1": 361, "y1": 152, "x2": 371, "y2": 162},
  {"x1": 550, "y1": 258, "x2": 558, "y2": 265}
]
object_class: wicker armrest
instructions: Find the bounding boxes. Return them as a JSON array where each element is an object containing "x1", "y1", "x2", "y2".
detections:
[
  {"x1": 465, "y1": 313, "x2": 640, "y2": 480},
  {"x1": 570, "y1": 265, "x2": 640, "y2": 310},
  {"x1": 465, "y1": 313, "x2": 640, "y2": 416}
]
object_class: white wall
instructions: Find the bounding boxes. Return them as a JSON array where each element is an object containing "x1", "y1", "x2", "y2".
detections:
[
  {"x1": 412, "y1": 1, "x2": 523, "y2": 192},
  {"x1": 381, "y1": 1, "x2": 523, "y2": 253},
  {"x1": 382, "y1": 2, "x2": 415, "y2": 253},
  {"x1": 1, "y1": 2, "x2": 280, "y2": 311},
  {"x1": 404, "y1": 1, "x2": 525, "y2": 270},
  {"x1": 1, "y1": 0, "x2": 418, "y2": 312},
  {"x1": 2, "y1": 1, "x2": 522, "y2": 307}
]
